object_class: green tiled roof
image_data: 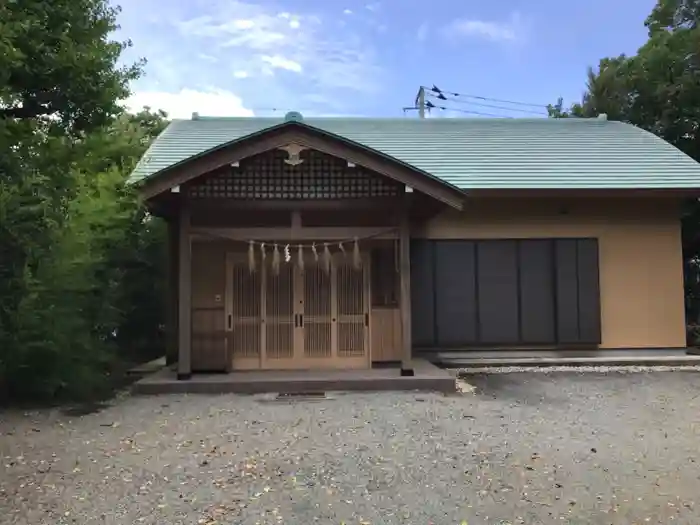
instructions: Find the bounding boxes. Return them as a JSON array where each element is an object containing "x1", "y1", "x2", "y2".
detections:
[{"x1": 129, "y1": 115, "x2": 700, "y2": 189}]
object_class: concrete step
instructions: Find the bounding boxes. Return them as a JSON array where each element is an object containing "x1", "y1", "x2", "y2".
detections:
[
  {"x1": 133, "y1": 359, "x2": 456, "y2": 395},
  {"x1": 437, "y1": 354, "x2": 700, "y2": 368}
]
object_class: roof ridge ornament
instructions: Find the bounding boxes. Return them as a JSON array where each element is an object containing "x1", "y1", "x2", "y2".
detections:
[
  {"x1": 284, "y1": 111, "x2": 304, "y2": 122},
  {"x1": 278, "y1": 143, "x2": 306, "y2": 165}
]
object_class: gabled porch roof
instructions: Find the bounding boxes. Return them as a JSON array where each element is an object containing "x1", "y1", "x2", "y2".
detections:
[{"x1": 134, "y1": 116, "x2": 466, "y2": 209}]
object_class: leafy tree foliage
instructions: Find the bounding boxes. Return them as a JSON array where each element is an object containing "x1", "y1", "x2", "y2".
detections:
[
  {"x1": 0, "y1": 0, "x2": 142, "y2": 132},
  {"x1": 550, "y1": 0, "x2": 700, "y2": 329},
  {"x1": 0, "y1": 0, "x2": 168, "y2": 402}
]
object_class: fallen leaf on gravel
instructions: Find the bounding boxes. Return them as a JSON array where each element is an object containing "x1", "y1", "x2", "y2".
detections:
[{"x1": 455, "y1": 379, "x2": 475, "y2": 394}]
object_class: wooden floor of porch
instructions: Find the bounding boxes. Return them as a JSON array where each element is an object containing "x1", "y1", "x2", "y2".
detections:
[{"x1": 132, "y1": 359, "x2": 455, "y2": 395}]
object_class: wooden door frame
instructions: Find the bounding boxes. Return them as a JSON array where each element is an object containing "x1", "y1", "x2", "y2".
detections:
[
  {"x1": 331, "y1": 253, "x2": 371, "y2": 368},
  {"x1": 306, "y1": 253, "x2": 371, "y2": 369},
  {"x1": 224, "y1": 252, "x2": 263, "y2": 370},
  {"x1": 259, "y1": 260, "x2": 297, "y2": 369},
  {"x1": 225, "y1": 250, "x2": 372, "y2": 370}
]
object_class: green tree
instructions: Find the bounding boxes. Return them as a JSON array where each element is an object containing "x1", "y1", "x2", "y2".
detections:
[
  {"x1": 0, "y1": 0, "x2": 171, "y2": 402},
  {"x1": 0, "y1": 0, "x2": 142, "y2": 133},
  {"x1": 550, "y1": 1, "x2": 699, "y2": 158},
  {"x1": 550, "y1": 0, "x2": 700, "y2": 331},
  {"x1": 0, "y1": 108, "x2": 169, "y2": 401}
]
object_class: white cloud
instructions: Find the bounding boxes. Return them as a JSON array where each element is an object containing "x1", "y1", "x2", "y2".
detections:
[
  {"x1": 275, "y1": 12, "x2": 299, "y2": 28},
  {"x1": 232, "y1": 19, "x2": 255, "y2": 30},
  {"x1": 444, "y1": 11, "x2": 530, "y2": 43},
  {"x1": 261, "y1": 54, "x2": 303, "y2": 73},
  {"x1": 451, "y1": 19, "x2": 515, "y2": 41},
  {"x1": 173, "y1": 1, "x2": 383, "y2": 103},
  {"x1": 343, "y1": 9, "x2": 353, "y2": 15},
  {"x1": 125, "y1": 89, "x2": 254, "y2": 119},
  {"x1": 115, "y1": 0, "x2": 385, "y2": 115}
]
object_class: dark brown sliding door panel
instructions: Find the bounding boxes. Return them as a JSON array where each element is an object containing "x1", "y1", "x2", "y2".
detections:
[
  {"x1": 518, "y1": 240, "x2": 557, "y2": 344},
  {"x1": 575, "y1": 239, "x2": 602, "y2": 343},
  {"x1": 554, "y1": 239, "x2": 581, "y2": 343},
  {"x1": 434, "y1": 241, "x2": 478, "y2": 345},
  {"x1": 410, "y1": 240, "x2": 436, "y2": 347},
  {"x1": 412, "y1": 237, "x2": 601, "y2": 349},
  {"x1": 477, "y1": 240, "x2": 520, "y2": 343}
]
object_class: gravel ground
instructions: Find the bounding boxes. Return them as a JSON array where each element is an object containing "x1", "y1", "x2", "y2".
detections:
[{"x1": 2, "y1": 370, "x2": 700, "y2": 525}]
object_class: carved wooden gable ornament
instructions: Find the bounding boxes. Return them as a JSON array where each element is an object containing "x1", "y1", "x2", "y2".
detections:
[{"x1": 277, "y1": 143, "x2": 307, "y2": 166}]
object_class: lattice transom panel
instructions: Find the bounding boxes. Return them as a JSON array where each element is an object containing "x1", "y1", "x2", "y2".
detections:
[{"x1": 188, "y1": 148, "x2": 402, "y2": 199}]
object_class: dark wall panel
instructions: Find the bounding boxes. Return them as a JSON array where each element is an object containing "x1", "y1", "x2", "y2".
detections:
[
  {"x1": 519, "y1": 240, "x2": 556, "y2": 343},
  {"x1": 477, "y1": 241, "x2": 520, "y2": 343},
  {"x1": 554, "y1": 239, "x2": 581, "y2": 343},
  {"x1": 433, "y1": 241, "x2": 478, "y2": 345},
  {"x1": 410, "y1": 237, "x2": 601, "y2": 349},
  {"x1": 410, "y1": 240, "x2": 436, "y2": 346},
  {"x1": 576, "y1": 239, "x2": 602, "y2": 343}
]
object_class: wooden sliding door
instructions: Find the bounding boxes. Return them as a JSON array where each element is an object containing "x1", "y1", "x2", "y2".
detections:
[
  {"x1": 225, "y1": 254, "x2": 262, "y2": 369},
  {"x1": 261, "y1": 262, "x2": 296, "y2": 368},
  {"x1": 225, "y1": 252, "x2": 370, "y2": 370}
]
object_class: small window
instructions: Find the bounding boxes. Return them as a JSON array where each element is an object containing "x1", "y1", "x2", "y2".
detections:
[{"x1": 370, "y1": 245, "x2": 399, "y2": 307}]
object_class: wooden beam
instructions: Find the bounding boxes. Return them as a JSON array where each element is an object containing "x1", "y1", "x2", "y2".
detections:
[
  {"x1": 177, "y1": 199, "x2": 192, "y2": 379},
  {"x1": 165, "y1": 216, "x2": 179, "y2": 366},
  {"x1": 399, "y1": 195, "x2": 414, "y2": 376},
  {"x1": 190, "y1": 226, "x2": 399, "y2": 242},
  {"x1": 188, "y1": 197, "x2": 403, "y2": 213}
]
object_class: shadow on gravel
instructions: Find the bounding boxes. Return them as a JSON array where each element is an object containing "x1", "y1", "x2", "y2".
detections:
[
  {"x1": 61, "y1": 401, "x2": 111, "y2": 417},
  {"x1": 464, "y1": 371, "x2": 608, "y2": 405},
  {"x1": 465, "y1": 369, "x2": 700, "y2": 405}
]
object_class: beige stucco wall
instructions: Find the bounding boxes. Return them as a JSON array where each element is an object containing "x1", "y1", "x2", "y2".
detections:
[{"x1": 414, "y1": 197, "x2": 687, "y2": 349}]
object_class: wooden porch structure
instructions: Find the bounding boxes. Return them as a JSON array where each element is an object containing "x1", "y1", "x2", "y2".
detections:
[
  {"x1": 144, "y1": 121, "x2": 465, "y2": 379},
  {"x1": 132, "y1": 359, "x2": 456, "y2": 395}
]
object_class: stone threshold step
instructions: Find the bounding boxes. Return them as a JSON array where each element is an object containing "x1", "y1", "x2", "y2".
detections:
[{"x1": 440, "y1": 355, "x2": 700, "y2": 368}]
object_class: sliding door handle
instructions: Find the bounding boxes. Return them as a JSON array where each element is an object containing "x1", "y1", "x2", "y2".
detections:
[
  {"x1": 294, "y1": 314, "x2": 298, "y2": 327},
  {"x1": 364, "y1": 313, "x2": 369, "y2": 327},
  {"x1": 227, "y1": 314, "x2": 232, "y2": 330},
  {"x1": 299, "y1": 314, "x2": 304, "y2": 327}
]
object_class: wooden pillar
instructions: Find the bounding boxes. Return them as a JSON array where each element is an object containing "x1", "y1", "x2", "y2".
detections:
[
  {"x1": 399, "y1": 195, "x2": 414, "y2": 376},
  {"x1": 177, "y1": 200, "x2": 192, "y2": 380},
  {"x1": 165, "y1": 215, "x2": 179, "y2": 366}
]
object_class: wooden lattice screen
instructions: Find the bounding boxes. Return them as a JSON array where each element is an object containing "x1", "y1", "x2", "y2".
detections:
[{"x1": 188, "y1": 149, "x2": 402, "y2": 200}]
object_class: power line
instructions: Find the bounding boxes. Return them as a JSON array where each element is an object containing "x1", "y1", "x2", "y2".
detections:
[
  {"x1": 403, "y1": 104, "x2": 512, "y2": 118},
  {"x1": 424, "y1": 92, "x2": 547, "y2": 116},
  {"x1": 423, "y1": 84, "x2": 548, "y2": 109}
]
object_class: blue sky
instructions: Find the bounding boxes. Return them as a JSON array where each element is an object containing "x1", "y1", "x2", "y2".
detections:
[{"x1": 116, "y1": 0, "x2": 657, "y2": 119}]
